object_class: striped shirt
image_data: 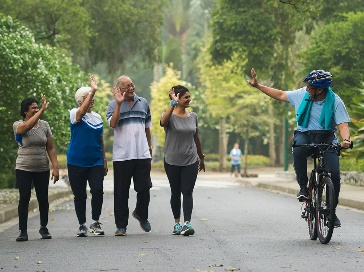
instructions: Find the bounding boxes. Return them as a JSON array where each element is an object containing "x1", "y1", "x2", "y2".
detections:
[{"x1": 106, "y1": 94, "x2": 151, "y2": 162}]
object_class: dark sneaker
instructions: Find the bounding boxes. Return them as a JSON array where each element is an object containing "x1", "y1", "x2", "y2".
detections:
[
  {"x1": 77, "y1": 225, "x2": 88, "y2": 237},
  {"x1": 334, "y1": 215, "x2": 341, "y2": 228},
  {"x1": 16, "y1": 231, "x2": 28, "y2": 242},
  {"x1": 39, "y1": 227, "x2": 52, "y2": 239},
  {"x1": 297, "y1": 188, "x2": 309, "y2": 202},
  {"x1": 181, "y1": 221, "x2": 195, "y2": 236},
  {"x1": 115, "y1": 227, "x2": 127, "y2": 236},
  {"x1": 173, "y1": 223, "x2": 182, "y2": 235},
  {"x1": 89, "y1": 221, "x2": 105, "y2": 235},
  {"x1": 132, "y1": 210, "x2": 151, "y2": 232}
]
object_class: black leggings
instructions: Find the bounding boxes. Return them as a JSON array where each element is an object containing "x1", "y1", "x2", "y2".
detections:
[
  {"x1": 16, "y1": 169, "x2": 50, "y2": 231},
  {"x1": 164, "y1": 160, "x2": 198, "y2": 222},
  {"x1": 67, "y1": 164, "x2": 104, "y2": 225}
]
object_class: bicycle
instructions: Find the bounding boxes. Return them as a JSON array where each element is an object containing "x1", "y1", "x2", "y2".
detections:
[{"x1": 293, "y1": 141, "x2": 353, "y2": 244}]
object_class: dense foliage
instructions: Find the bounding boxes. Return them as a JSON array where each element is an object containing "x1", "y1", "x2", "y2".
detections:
[{"x1": 0, "y1": 14, "x2": 89, "y2": 187}]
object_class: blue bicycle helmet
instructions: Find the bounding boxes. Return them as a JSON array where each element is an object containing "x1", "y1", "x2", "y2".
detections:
[{"x1": 303, "y1": 70, "x2": 332, "y2": 88}]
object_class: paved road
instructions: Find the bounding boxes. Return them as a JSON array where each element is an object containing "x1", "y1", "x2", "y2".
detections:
[{"x1": 1, "y1": 172, "x2": 364, "y2": 272}]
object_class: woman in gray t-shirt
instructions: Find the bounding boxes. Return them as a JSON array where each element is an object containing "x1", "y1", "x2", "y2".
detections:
[
  {"x1": 13, "y1": 95, "x2": 59, "y2": 241},
  {"x1": 160, "y1": 85, "x2": 205, "y2": 236}
]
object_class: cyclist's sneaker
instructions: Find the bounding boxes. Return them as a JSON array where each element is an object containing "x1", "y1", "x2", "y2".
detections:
[
  {"x1": 173, "y1": 222, "x2": 182, "y2": 235},
  {"x1": 297, "y1": 188, "x2": 309, "y2": 202},
  {"x1": 77, "y1": 225, "x2": 88, "y2": 237},
  {"x1": 181, "y1": 221, "x2": 195, "y2": 236},
  {"x1": 89, "y1": 221, "x2": 105, "y2": 235},
  {"x1": 132, "y1": 210, "x2": 151, "y2": 232},
  {"x1": 334, "y1": 215, "x2": 341, "y2": 228},
  {"x1": 115, "y1": 227, "x2": 127, "y2": 236},
  {"x1": 39, "y1": 227, "x2": 52, "y2": 239}
]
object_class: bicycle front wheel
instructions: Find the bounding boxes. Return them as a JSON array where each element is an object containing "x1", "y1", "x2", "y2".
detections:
[
  {"x1": 316, "y1": 176, "x2": 335, "y2": 244},
  {"x1": 307, "y1": 183, "x2": 317, "y2": 240}
]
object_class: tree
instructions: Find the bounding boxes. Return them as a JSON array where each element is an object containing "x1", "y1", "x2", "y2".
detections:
[
  {"x1": 163, "y1": 0, "x2": 191, "y2": 79},
  {"x1": 301, "y1": 12, "x2": 364, "y2": 108},
  {"x1": 209, "y1": 0, "x2": 278, "y2": 76},
  {"x1": 0, "y1": 14, "x2": 89, "y2": 187},
  {"x1": 0, "y1": 0, "x2": 166, "y2": 82},
  {"x1": 231, "y1": 89, "x2": 272, "y2": 175},
  {"x1": 85, "y1": 0, "x2": 165, "y2": 81},
  {"x1": 0, "y1": 0, "x2": 93, "y2": 57}
]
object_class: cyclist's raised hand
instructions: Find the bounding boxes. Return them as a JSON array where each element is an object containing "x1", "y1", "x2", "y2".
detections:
[{"x1": 247, "y1": 68, "x2": 259, "y2": 88}]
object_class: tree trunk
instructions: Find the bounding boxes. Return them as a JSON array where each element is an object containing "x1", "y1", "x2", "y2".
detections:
[
  {"x1": 279, "y1": 117, "x2": 285, "y2": 165},
  {"x1": 243, "y1": 126, "x2": 249, "y2": 176},
  {"x1": 219, "y1": 117, "x2": 228, "y2": 171},
  {"x1": 268, "y1": 103, "x2": 276, "y2": 166},
  {"x1": 153, "y1": 63, "x2": 163, "y2": 82}
]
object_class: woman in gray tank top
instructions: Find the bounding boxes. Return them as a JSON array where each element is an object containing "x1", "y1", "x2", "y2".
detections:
[{"x1": 160, "y1": 85, "x2": 205, "y2": 236}]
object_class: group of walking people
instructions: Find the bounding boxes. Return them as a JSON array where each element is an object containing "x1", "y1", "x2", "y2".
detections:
[
  {"x1": 13, "y1": 67, "x2": 351, "y2": 241},
  {"x1": 13, "y1": 75, "x2": 205, "y2": 241}
]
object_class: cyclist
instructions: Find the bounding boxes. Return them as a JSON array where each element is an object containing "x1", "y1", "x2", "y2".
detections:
[{"x1": 247, "y1": 68, "x2": 351, "y2": 227}]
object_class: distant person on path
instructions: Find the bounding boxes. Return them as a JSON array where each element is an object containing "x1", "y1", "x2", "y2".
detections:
[
  {"x1": 13, "y1": 95, "x2": 59, "y2": 241},
  {"x1": 229, "y1": 143, "x2": 242, "y2": 178},
  {"x1": 107, "y1": 75, "x2": 153, "y2": 236},
  {"x1": 160, "y1": 85, "x2": 205, "y2": 236},
  {"x1": 248, "y1": 68, "x2": 351, "y2": 227},
  {"x1": 66, "y1": 75, "x2": 108, "y2": 237}
]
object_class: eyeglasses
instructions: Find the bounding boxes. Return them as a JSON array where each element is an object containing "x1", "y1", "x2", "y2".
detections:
[{"x1": 120, "y1": 83, "x2": 135, "y2": 90}]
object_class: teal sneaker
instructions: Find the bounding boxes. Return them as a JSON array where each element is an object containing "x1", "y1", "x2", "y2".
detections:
[
  {"x1": 132, "y1": 210, "x2": 151, "y2": 232},
  {"x1": 115, "y1": 227, "x2": 127, "y2": 236},
  {"x1": 173, "y1": 223, "x2": 182, "y2": 235},
  {"x1": 181, "y1": 221, "x2": 195, "y2": 236}
]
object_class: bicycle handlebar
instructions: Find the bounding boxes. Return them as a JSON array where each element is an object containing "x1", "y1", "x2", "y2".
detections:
[{"x1": 292, "y1": 141, "x2": 353, "y2": 150}]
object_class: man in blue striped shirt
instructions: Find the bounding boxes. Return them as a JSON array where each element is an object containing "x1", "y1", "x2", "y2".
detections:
[{"x1": 106, "y1": 75, "x2": 153, "y2": 236}]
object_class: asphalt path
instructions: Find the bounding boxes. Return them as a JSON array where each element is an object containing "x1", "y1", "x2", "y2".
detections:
[{"x1": 1, "y1": 173, "x2": 364, "y2": 272}]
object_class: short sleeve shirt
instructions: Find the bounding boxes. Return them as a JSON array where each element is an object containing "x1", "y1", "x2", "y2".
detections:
[
  {"x1": 13, "y1": 120, "x2": 52, "y2": 172},
  {"x1": 286, "y1": 87, "x2": 350, "y2": 132},
  {"x1": 230, "y1": 148, "x2": 242, "y2": 165},
  {"x1": 106, "y1": 94, "x2": 152, "y2": 162},
  {"x1": 66, "y1": 108, "x2": 104, "y2": 167},
  {"x1": 162, "y1": 112, "x2": 199, "y2": 166}
]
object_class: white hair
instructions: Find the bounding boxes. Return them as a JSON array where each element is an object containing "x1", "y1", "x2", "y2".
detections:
[{"x1": 75, "y1": 86, "x2": 91, "y2": 104}]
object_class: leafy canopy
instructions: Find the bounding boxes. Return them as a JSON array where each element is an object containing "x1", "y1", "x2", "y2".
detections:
[{"x1": 0, "y1": 14, "x2": 89, "y2": 187}]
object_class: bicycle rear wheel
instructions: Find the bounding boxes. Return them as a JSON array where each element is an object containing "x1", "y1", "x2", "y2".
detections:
[
  {"x1": 316, "y1": 176, "x2": 335, "y2": 244},
  {"x1": 307, "y1": 183, "x2": 317, "y2": 240}
]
